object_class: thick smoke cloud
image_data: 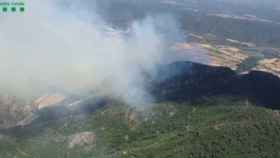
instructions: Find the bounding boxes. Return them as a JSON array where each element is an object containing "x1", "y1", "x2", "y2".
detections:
[{"x1": 0, "y1": 0, "x2": 183, "y2": 105}]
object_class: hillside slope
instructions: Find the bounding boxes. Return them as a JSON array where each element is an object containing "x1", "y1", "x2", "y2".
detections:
[{"x1": 1, "y1": 98, "x2": 280, "y2": 158}]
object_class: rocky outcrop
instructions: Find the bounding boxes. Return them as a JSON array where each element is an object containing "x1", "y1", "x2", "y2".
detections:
[
  {"x1": 68, "y1": 132, "x2": 96, "y2": 149},
  {"x1": 0, "y1": 95, "x2": 35, "y2": 129},
  {"x1": 0, "y1": 94, "x2": 66, "y2": 130},
  {"x1": 32, "y1": 94, "x2": 65, "y2": 110}
]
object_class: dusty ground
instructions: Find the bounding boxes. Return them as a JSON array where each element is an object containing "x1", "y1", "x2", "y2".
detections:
[{"x1": 175, "y1": 33, "x2": 280, "y2": 77}]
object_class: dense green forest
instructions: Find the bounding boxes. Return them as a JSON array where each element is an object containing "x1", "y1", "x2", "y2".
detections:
[{"x1": 1, "y1": 97, "x2": 280, "y2": 158}]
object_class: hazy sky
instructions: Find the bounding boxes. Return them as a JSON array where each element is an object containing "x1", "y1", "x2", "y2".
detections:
[{"x1": 0, "y1": 0, "x2": 184, "y2": 105}]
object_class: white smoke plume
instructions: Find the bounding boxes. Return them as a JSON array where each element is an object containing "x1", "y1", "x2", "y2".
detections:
[{"x1": 0, "y1": 0, "x2": 183, "y2": 105}]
